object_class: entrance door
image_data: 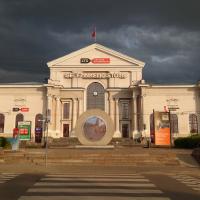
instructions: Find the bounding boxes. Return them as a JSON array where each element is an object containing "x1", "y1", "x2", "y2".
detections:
[
  {"x1": 121, "y1": 123, "x2": 129, "y2": 138},
  {"x1": 63, "y1": 124, "x2": 69, "y2": 137}
]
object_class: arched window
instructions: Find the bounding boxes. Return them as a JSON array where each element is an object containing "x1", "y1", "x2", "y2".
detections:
[
  {"x1": 15, "y1": 113, "x2": 24, "y2": 128},
  {"x1": 170, "y1": 114, "x2": 178, "y2": 134},
  {"x1": 189, "y1": 114, "x2": 198, "y2": 134},
  {"x1": 35, "y1": 114, "x2": 43, "y2": 128},
  {"x1": 0, "y1": 114, "x2": 5, "y2": 133},
  {"x1": 87, "y1": 82, "x2": 105, "y2": 110}
]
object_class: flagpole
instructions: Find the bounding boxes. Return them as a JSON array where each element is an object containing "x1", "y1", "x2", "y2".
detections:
[{"x1": 95, "y1": 27, "x2": 96, "y2": 43}]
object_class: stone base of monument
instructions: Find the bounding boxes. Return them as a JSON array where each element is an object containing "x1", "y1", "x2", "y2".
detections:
[
  {"x1": 75, "y1": 109, "x2": 115, "y2": 146},
  {"x1": 75, "y1": 145, "x2": 114, "y2": 149}
]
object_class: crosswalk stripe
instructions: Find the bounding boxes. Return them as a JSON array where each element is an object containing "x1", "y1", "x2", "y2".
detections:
[
  {"x1": 40, "y1": 178, "x2": 150, "y2": 182},
  {"x1": 18, "y1": 173, "x2": 171, "y2": 200},
  {"x1": 18, "y1": 196, "x2": 171, "y2": 200},
  {"x1": 34, "y1": 182, "x2": 156, "y2": 187},
  {"x1": 46, "y1": 175, "x2": 145, "y2": 178},
  {"x1": 0, "y1": 173, "x2": 20, "y2": 184},
  {"x1": 27, "y1": 188, "x2": 163, "y2": 194}
]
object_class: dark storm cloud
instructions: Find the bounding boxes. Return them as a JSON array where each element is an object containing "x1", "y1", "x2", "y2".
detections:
[{"x1": 0, "y1": 0, "x2": 200, "y2": 83}]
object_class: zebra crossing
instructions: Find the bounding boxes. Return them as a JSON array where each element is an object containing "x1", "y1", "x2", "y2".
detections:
[
  {"x1": 169, "y1": 174, "x2": 200, "y2": 192},
  {"x1": 0, "y1": 173, "x2": 20, "y2": 184},
  {"x1": 18, "y1": 173, "x2": 171, "y2": 200}
]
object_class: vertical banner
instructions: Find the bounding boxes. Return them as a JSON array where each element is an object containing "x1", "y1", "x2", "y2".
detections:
[
  {"x1": 18, "y1": 121, "x2": 31, "y2": 140},
  {"x1": 154, "y1": 111, "x2": 171, "y2": 146}
]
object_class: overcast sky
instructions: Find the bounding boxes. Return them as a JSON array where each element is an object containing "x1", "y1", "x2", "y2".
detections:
[{"x1": 0, "y1": 0, "x2": 200, "y2": 84}]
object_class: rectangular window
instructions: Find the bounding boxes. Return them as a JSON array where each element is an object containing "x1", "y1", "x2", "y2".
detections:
[
  {"x1": 63, "y1": 103, "x2": 70, "y2": 119},
  {"x1": 122, "y1": 102, "x2": 129, "y2": 119}
]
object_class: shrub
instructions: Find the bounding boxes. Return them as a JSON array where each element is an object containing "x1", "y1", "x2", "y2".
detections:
[
  {"x1": 0, "y1": 137, "x2": 12, "y2": 149},
  {"x1": 0, "y1": 137, "x2": 7, "y2": 147},
  {"x1": 174, "y1": 135, "x2": 200, "y2": 149}
]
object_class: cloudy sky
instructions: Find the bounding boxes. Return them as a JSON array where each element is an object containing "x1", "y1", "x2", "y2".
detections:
[{"x1": 0, "y1": 0, "x2": 200, "y2": 84}]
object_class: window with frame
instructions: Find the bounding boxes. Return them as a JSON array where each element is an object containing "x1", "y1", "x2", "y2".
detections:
[
  {"x1": 15, "y1": 113, "x2": 24, "y2": 128},
  {"x1": 87, "y1": 82, "x2": 105, "y2": 110},
  {"x1": 170, "y1": 114, "x2": 178, "y2": 134},
  {"x1": 0, "y1": 113, "x2": 5, "y2": 133},
  {"x1": 189, "y1": 114, "x2": 198, "y2": 134},
  {"x1": 121, "y1": 102, "x2": 129, "y2": 119},
  {"x1": 63, "y1": 103, "x2": 70, "y2": 119}
]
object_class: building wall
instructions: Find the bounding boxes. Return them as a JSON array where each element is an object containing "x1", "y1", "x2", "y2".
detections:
[
  {"x1": 0, "y1": 86, "x2": 46, "y2": 139},
  {"x1": 141, "y1": 85, "x2": 200, "y2": 138}
]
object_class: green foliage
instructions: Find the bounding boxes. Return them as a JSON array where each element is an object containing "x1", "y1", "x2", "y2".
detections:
[
  {"x1": 174, "y1": 135, "x2": 200, "y2": 149},
  {"x1": 0, "y1": 137, "x2": 11, "y2": 149},
  {"x1": 0, "y1": 137, "x2": 7, "y2": 147}
]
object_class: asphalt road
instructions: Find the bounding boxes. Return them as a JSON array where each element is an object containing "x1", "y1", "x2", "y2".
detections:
[{"x1": 0, "y1": 172, "x2": 200, "y2": 200}]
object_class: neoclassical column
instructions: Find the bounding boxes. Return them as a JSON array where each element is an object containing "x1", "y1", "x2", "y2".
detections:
[
  {"x1": 109, "y1": 97, "x2": 114, "y2": 122},
  {"x1": 114, "y1": 98, "x2": 121, "y2": 137},
  {"x1": 70, "y1": 98, "x2": 78, "y2": 137},
  {"x1": 72, "y1": 98, "x2": 78, "y2": 129},
  {"x1": 78, "y1": 98, "x2": 83, "y2": 117},
  {"x1": 131, "y1": 96, "x2": 138, "y2": 137},
  {"x1": 55, "y1": 97, "x2": 61, "y2": 137}
]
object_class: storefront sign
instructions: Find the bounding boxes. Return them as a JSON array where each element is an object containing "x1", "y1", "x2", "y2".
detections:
[
  {"x1": 18, "y1": 121, "x2": 31, "y2": 140},
  {"x1": 80, "y1": 58, "x2": 110, "y2": 64},
  {"x1": 154, "y1": 111, "x2": 171, "y2": 146},
  {"x1": 64, "y1": 72, "x2": 127, "y2": 79}
]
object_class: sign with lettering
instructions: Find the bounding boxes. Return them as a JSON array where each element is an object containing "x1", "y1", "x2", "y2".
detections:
[
  {"x1": 20, "y1": 108, "x2": 29, "y2": 112},
  {"x1": 13, "y1": 108, "x2": 20, "y2": 112},
  {"x1": 154, "y1": 111, "x2": 171, "y2": 146},
  {"x1": 80, "y1": 58, "x2": 110, "y2": 64},
  {"x1": 64, "y1": 72, "x2": 127, "y2": 79},
  {"x1": 18, "y1": 121, "x2": 31, "y2": 141},
  {"x1": 91, "y1": 58, "x2": 110, "y2": 64},
  {"x1": 80, "y1": 58, "x2": 91, "y2": 63}
]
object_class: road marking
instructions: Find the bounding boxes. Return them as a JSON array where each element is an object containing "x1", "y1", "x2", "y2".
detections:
[
  {"x1": 170, "y1": 174, "x2": 200, "y2": 192},
  {"x1": 18, "y1": 173, "x2": 171, "y2": 200},
  {"x1": 34, "y1": 182, "x2": 156, "y2": 187},
  {"x1": 18, "y1": 196, "x2": 171, "y2": 200},
  {"x1": 0, "y1": 173, "x2": 20, "y2": 184},
  {"x1": 27, "y1": 188, "x2": 163, "y2": 193},
  {"x1": 40, "y1": 177, "x2": 150, "y2": 182}
]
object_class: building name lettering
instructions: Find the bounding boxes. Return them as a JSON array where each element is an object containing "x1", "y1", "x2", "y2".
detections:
[{"x1": 64, "y1": 72, "x2": 127, "y2": 79}]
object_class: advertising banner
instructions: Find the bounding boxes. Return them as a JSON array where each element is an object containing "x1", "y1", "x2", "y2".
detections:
[
  {"x1": 18, "y1": 121, "x2": 31, "y2": 140},
  {"x1": 154, "y1": 111, "x2": 171, "y2": 146}
]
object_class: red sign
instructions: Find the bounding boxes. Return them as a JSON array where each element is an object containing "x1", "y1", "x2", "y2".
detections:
[
  {"x1": 20, "y1": 108, "x2": 29, "y2": 112},
  {"x1": 19, "y1": 128, "x2": 28, "y2": 135},
  {"x1": 91, "y1": 58, "x2": 110, "y2": 64}
]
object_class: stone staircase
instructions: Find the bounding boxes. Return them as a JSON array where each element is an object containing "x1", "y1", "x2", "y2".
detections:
[{"x1": 0, "y1": 146, "x2": 198, "y2": 167}]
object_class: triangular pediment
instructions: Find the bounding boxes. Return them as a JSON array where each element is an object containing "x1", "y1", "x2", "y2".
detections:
[{"x1": 47, "y1": 43, "x2": 145, "y2": 68}]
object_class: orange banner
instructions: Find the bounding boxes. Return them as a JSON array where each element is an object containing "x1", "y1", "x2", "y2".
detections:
[{"x1": 154, "y1": 111, "x2": 171, "y2": 146}]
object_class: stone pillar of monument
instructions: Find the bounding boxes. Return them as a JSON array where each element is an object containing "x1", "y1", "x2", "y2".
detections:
[{"x1": 47, "y1": 94, "x2": 52, "y2": 137}]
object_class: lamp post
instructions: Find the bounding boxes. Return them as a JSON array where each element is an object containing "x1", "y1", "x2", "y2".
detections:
[{"x1": 38, "y1": 118, "x2": 48, "y2": 167}]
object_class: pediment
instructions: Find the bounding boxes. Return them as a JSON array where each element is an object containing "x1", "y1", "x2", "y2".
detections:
[{"x1": 47, "y1": 43, "x2": 145, "y2": 68}]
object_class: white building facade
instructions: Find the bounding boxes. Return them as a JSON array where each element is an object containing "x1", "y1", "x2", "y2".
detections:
[{"x1": 0, "y1": 43, "x2": 199, "y2": 142}]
